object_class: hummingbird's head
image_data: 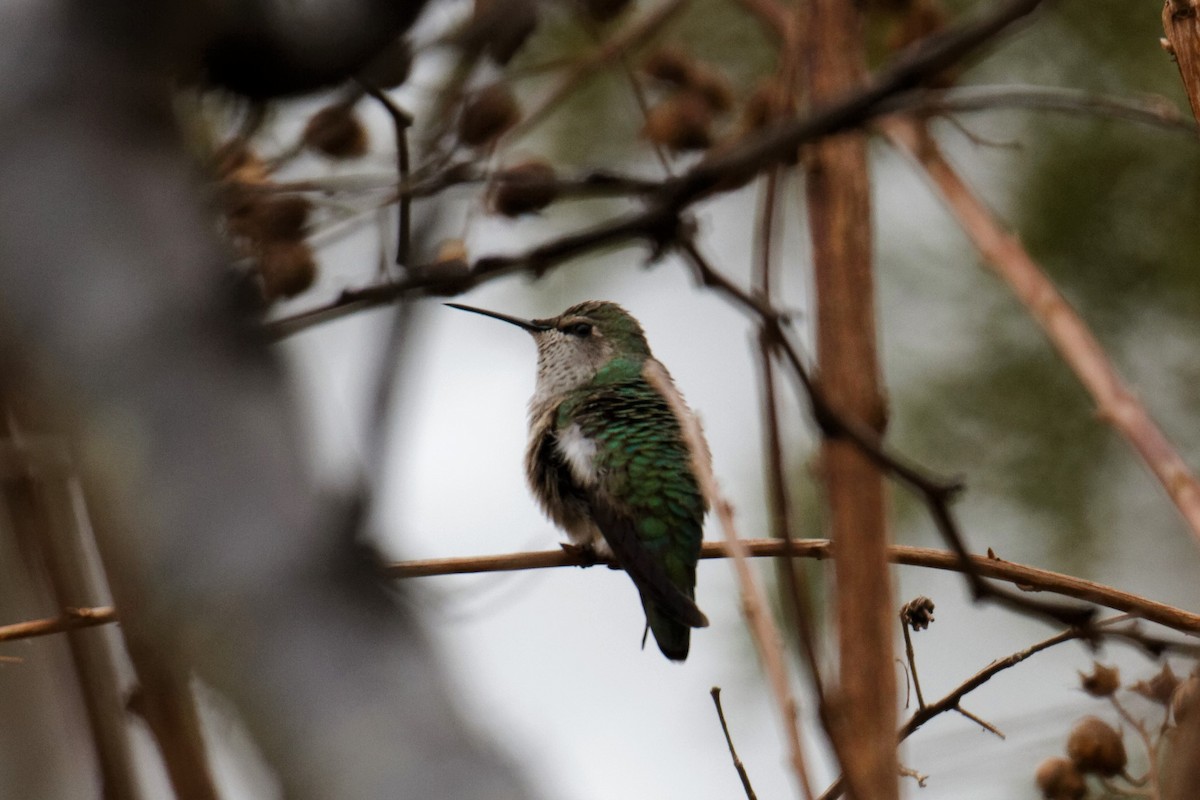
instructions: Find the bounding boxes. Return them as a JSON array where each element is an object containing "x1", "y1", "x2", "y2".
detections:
[{"x1": 446, "y1": 300, "x2": 651, "y2": 398}]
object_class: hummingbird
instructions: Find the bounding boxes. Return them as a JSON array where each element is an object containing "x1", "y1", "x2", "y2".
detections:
[{"x1": 447, "y1": 300, "x2": 710, "y2": 661}]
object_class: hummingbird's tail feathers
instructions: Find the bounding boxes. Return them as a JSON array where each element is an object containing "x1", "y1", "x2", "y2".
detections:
[
  {"x1": 593, "y1": 502, "x2": 708, "y2": 629},
  {"x1": 645, "y1": 601, "x2": 691, "y2": 661}
]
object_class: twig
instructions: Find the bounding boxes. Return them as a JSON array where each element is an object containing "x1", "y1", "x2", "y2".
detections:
[
  {"x1": 751, "y1": 171, "x2": 826, "y2": 696},
  {"x1": 901, "y1": 616, "x2": 926, "y2": 709},
  {"x1": 0, "y1": 607, "x2": 116, "y2": 642},
  {"x1": 955, "y1": 706, "x2": 1005, "y2": 739},
  {"x1": 898, "y1": 764, "x2": 928, "y2": 787},
  {"x1": 819, "y1": 616, "x2": 1134, "y2": 800},
  {"x1": 710, "y1": 687, "x2": 759, "y2": 800},
  {"x1": 1110, "y1": 694, "x2": 1161, "y2": 800},
  {"x1": 891, "y1": 84, "x2": 1198, "y2": 135},
  {"x1": 358, "y1": 81, "x2": 413, "y2": 268},
  {"x1": 383, "y1": 539, "x2": 1200, "y2": 637},
  {"x1": 884, "y1": 116, "x2": 1200, "y2": 552},
  {"x1": 676, "y1": 400, "x2": 816, "y2": 800}
]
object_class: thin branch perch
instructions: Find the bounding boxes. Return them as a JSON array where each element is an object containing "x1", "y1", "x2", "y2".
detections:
[{"x1": 383, "y1": 539, "x2": 1200, "y2": 636}]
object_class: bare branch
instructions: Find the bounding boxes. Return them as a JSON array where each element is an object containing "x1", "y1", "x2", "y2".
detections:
[
  {"x1": 710, "y1": 687, "x2": 759, "y2": 800},
  {"x1": 382, "y1": 539, "x2": 1200, "y2": 636},
  {"x1": 679, "y1": 399, "x2": 817, "y2": 800},
  {"x1": 0, "y1": 606, "x2": 116, "y2": 643},
  {"x1": 266, "y1": 0, "x2": 1051, "y2": 339},
  {"x1": 885, "y1": 116, "x2": 1200, "y2": 551}
]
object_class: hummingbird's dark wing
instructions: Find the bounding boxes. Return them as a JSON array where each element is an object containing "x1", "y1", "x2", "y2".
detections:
[{"x1": 564, "y1": 378, "x2": 709, "y2": 635}]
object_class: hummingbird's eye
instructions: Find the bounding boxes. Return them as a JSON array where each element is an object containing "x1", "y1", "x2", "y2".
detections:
[{"x1": 562, "y1": 322, "x2": 593, "y2": 337}]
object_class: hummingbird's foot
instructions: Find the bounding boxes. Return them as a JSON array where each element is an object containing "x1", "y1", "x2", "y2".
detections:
[{"x1": 560, "y1": 542, "x2": 602, "y2": 568}]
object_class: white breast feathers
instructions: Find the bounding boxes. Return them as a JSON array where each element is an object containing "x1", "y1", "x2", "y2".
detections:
[{"x1": 556, "y1": 423, "x2": 599, "y2": 487}]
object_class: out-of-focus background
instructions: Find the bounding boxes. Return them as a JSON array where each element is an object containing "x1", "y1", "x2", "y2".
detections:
[{"x1": 2, "y1": 0, "x2": 1199, "y2": 798}]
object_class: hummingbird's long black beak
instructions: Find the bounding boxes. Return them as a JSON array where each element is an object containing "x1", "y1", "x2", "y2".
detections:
[{"x1": 444, "y1": 303, "x2": 552, "y2": 333}]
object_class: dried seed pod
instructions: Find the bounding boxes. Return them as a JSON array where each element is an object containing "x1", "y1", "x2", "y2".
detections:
[
  {"x1": 578, "y1": 0, "x2": 633, "y2": 22},
  {"x1": 483, "y1": 0, "x2": 539, "y2": 64},
  {"x1": 689, "y1": 64, "x2": 735, "y2": 114},
  {"x1": 216, "y1": 142, "x2": 270, "y2": 184},
  {"x1": 1034, "y1": 757, "x2": 1087, "y2": 800},
  {"x1": 255, "y1": 196, "x2": 313, "y2": 242},
  {"x1": 641, "y1": 46, "x2": 696, "y2": 86},
  {"x1": 1066, "y1": 716, "x2": 1126, "y2": 777},
  {"x1": 1079, "y1": 663, "x2": 1120, "y2": 698},
  {"x1": 1131, "y1": 662, "x2": 1180, "y2": 706},
  {"x1": 490, "y1": 160, "x2": 559, "y2": 217},
  {"x1": 258, "y1": 241, "x2": 318, "y2": 300},
  {"x1": 1172, "y1": 675, "x2": 1199, "y2": 723},
  {"x1": 459, "y1": 84, "x2": 520, "y2": 146},
  {"x1": 434, "y1": 239, "x2": 470, "y2": 273},
  {"x1": 900, "y1": 596, "x2": 935, "y2": 630},
  {"x1": 642, "y1": 91, "x2": 713, "y2": 151},
  {"x1": 302, "y1": 104, "x2": 369, "y2": 159}
]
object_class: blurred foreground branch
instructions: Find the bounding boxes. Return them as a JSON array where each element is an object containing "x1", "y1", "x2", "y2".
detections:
[{"x1": 0, "y1": 4, "x2": 532, "y2": 798}]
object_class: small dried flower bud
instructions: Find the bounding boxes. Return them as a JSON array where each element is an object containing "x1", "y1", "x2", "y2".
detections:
[
  {"x1": 578, "y1": 0, "x2": 633, "y2": 22},
  {"x1": 225, "y1": 193, "x2": 267, "y2": 241},
  {"x1": 216, "y1": 143, "x2": 270, "y2": 185},
  {"x1": 1131, "y1": 663, "x2": 1180, "y2": 706},
  {"x1": 303, "y1": 104, "x2": 369, "y2": 159},
  {"x1": 434, "y1": 239, "x2": 470, "y2": 272},
  {"x1": 1066, "y1": 716, "x2": 1126, "y2": 776},
  {"x1": 471, "y1": 0, "x2": 539, "y2": 64},
  {"x1": 641, "y1": 46, "x2": 696, "y2": 86},
  {"x1": 490, "y1": 160, "x2": 559, "y2": 217},
  {"x1": 258, "y1": 241, "x2": 318, "y2": 300},
  {"x1": 459, "y1": 84, "x2": 520, "y2": 146},
  {"x1": 422, "y1": 239, "x2": 472, "y2": 294},
  {"x1": 900, "y1": 596, "x2": 936, "y2": 631},
  {"x1": 1172, "y1": 675, "x2": 1199, "y2": 723},
  {"x1": 1079, "y1": 663, "x2": 1120, "y2": 698},
  {"x1": 255, "y1": 196, "x2": 313, "y2": 242},
  {"x1": 1034, "y1": 757, "x2": 1087, "y2": 800},
  {"x1": 689, "y1": 64, "x2": 735, "y2": 114},
  {"x1": 642, "y1": 91, "x2": 713, "y2": 151}
]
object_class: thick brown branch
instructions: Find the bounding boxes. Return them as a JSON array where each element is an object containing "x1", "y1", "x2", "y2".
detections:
[{"x1": 803, "y1": 0, "x2": 895, "y2": 794}]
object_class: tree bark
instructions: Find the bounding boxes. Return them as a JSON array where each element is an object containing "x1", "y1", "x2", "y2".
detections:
[{"x1": 803, "y1": 2, "x2": 898, "y2": 798}]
